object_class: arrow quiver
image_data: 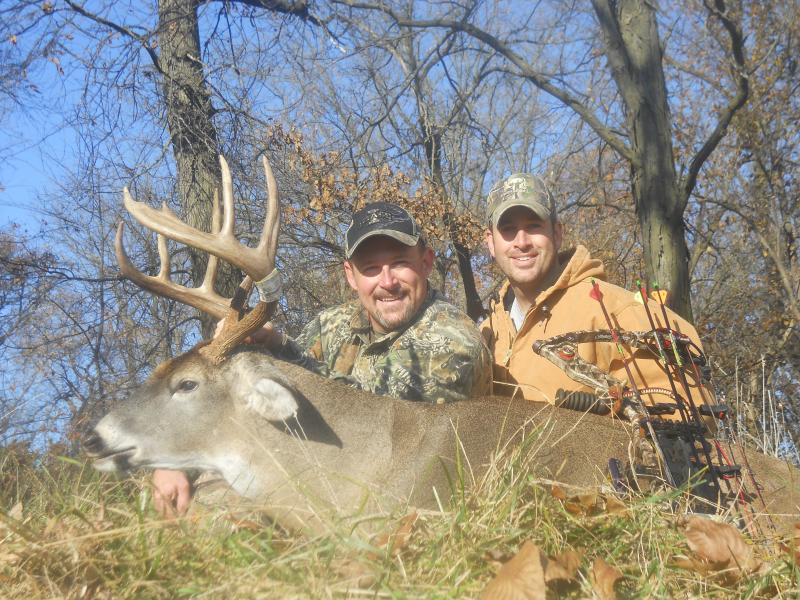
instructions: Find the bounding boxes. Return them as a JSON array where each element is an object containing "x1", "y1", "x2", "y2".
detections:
[{"x1": 532, "y1": 328, "x2": 746, "y2": 513}]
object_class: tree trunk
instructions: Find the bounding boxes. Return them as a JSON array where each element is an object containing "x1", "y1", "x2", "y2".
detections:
[
  {"x1": 157, "y1": 0, "x2": 237, "y2": 335},
  {"x1": 593, "y1": 0, "x2": 692, "y2": 319},
  {"x1": 421, "y1": 129, "x2": 485, "y2": 321}
]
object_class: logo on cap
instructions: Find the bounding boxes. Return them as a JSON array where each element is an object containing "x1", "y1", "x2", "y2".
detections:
[
  {"x1": 486, "y1": 173, "x2": 555, "y2": 226},
  {"x1": 345, "y1": 202, "x2": 421, "y2": 258}
]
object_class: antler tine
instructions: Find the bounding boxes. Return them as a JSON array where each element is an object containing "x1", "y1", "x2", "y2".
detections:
[
  {"x1": 115, "y1": 213, "x2": 229, "y2": 320},
  {"x1": 199, "y1": 192, "x2": 222, "y2": 294},
  {"x1": 122, "y1": 172, "x2": 271, "y2": 282},
  {"x1": 258, "y1": 155, "x2": 280, "y2": 266},
  {"x1": 118, "y1": 156, "x2": 282, "y2": 362},
  {"x1": 219, "y1": 155, "x2": 236, "y2": 238},
  {"x1": 197, "y1": 156, "x2": 282, "y2": 363}
]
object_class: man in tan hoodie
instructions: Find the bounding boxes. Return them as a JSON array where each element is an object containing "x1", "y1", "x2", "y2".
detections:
[{"x1": 480, "y1": 173, "x2": 705, "y2": 416}]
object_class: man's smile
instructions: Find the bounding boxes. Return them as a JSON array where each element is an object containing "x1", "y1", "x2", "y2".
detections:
[{"x1": 376, "y1": 294, "x2": 406, "y2": 304}]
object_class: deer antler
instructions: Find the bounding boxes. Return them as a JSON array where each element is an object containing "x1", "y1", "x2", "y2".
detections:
[{"x1": 116, "y1": 155, "x2": 281, "y2": 363}]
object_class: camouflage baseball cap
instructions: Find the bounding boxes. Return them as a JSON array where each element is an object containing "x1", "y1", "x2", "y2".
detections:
[
  {"x1": 345, "y1": 202, "x2": 422, "y2": 259},
  {"x1": 486, "y1": 173, "x2": 556, "y2": 228}
]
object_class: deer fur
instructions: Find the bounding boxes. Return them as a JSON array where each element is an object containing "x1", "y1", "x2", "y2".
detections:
[{"x1": 85, "y1": 346, "x2": 799, "y2": 533}]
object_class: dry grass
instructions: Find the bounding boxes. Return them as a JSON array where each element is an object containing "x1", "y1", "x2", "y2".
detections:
[{"x1": 1, "y1": 443, "x2": 798, "y2": 599}]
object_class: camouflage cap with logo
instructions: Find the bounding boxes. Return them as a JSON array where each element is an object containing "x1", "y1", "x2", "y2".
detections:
[
  {"x1": 486, "y1": 173, "x2": 556, "y2": 228},
  {"x1": 345, "y1": 202, "x2": 422, "y2": 259}
]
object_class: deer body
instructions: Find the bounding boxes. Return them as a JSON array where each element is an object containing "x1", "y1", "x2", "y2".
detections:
[{"x1": 86, "y1": 347, "x2": 632, "y2": 530}]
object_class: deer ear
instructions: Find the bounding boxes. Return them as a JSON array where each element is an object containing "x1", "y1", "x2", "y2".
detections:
[{"x1": 245, "y1": 378, "x2": 299, "y2": 421}]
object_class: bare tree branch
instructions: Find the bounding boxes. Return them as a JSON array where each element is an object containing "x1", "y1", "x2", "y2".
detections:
[
  {"x1": 331, "y1": 0, "x2": 636, "y2": 163},
  {"x1": 681, "y1": 0, "x2": 749, "y2": 202},
  {"x1": 65, "y1": 0, "x2": 162, "y2": 73}
]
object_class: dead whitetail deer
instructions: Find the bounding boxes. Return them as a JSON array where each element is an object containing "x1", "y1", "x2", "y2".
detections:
[{"x1": 84, "y1": 156, "x2": 799, "y2": 534}]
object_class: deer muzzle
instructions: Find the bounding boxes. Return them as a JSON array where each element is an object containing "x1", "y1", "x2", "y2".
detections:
[{"x1": 83, "y1": 428, "x2": 138, "y2": 472}]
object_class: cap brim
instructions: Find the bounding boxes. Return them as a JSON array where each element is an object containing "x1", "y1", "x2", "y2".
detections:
[
  {"x1": 490, "y1": 200, "x2": 551, "y2": 228},
  {"x1": 345, "y1": 229, "x2": 420, "y2": 259}
]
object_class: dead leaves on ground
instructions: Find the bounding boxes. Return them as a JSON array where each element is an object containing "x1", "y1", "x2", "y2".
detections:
[
  {"x1": 371, "y1": 511, "x2": 419, "y2": 557},
  {"x1": 480, "y1": 541, "x2": 547, "y2": 600},
  {"x1": 480, "y1": 541, "x2": 619, "y2": 600},
  {"x1": 550, "y1": 485, "x2": 627, "y2": 517},
  {"x1": 590, "y1": 558, "x2": 623, "y2": 600},
  {"x1": 674, "y1": 515, "x2": 766, "y2": 585},
  {"x1": 479, "y1": 514, "x2": 780, "y2": 599},
  {"x1": 482, "y1": 489, "x2": 800, "y2": 597}
]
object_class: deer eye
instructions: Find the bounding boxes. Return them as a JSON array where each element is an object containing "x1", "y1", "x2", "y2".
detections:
[{"x1": 176, "y1": 379, "x2": 198, "y2": 393}]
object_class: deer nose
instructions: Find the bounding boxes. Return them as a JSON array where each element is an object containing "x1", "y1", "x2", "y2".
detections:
[{"x1": 82, "y1": 430, "x2": 106, "y2": 455}]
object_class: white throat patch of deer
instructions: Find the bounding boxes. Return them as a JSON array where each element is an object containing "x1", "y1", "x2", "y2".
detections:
[{"x1": 84, "y1": 155, "x2": 800, "y2": 534}]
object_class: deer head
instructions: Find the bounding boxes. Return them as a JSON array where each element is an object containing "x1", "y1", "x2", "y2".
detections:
[{"x1": 84, "y1": 155, "x2": 310, "y2": 490}]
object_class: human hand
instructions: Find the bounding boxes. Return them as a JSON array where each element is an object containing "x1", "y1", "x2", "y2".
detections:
[{"x1": 152, "y1": 469, "x2": 192, "y2": 517}]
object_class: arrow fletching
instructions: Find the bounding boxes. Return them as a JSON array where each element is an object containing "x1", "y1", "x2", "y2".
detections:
[
  {"x1": 590, "y1": 279, "x2": 603, "y2": 301},
  {"x1": 651, "y1": 289, "x2": 668, "y2": 304}
]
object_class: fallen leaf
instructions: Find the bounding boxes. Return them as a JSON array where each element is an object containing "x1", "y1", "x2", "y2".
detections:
[
  {"x1": 481, "y1": 541, "x2": 546, "y2": 600},
  {"x1": 544, "y1": 550, "x2": 582, "y2": 582},
  {"x1": 552, "y1": 484, "x2": 597, "y2": 515},
  {"x1": 590, "y1": 557, "x2": 622, "y2": 600},
  {"x1": 678, "y1": 516, "x2": 762, "y2": 584},
  {"x1": 604, "y1": 495, "x2": 628, "y2": 515},
  {"x1": 565, "y1": 492, "x2": 599, "y2": 515},
  {"x1": 683, "y1": 516, "x2": 759, "y2": 569},
  {"x1": 372, "y1": 512, "x2": 418, "y2": 556},
  {"x1": 551, "y1": 485, "x2": 567, "y2": 501},
  {"x1": 552, "y1": 486, "x2": 627, "y2": 517}
]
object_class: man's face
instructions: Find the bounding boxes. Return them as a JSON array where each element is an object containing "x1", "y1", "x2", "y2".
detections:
[
  {"x1": 485, "y1": 206, "x2": 563, "y2": 295},
  {"x1": 343, "y1": 236, "x2": 434, "y2": 334}
]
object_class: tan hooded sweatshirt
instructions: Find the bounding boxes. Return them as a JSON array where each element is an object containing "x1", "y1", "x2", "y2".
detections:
[{"x1": 480, "y1": 245, "x2": 704, "y2": 413}]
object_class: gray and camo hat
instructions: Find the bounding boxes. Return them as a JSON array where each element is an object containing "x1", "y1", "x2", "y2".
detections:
[
  {"x1": 345, "y1": 202, "x2": 422, "y2": 259},
  {"x1": 486, "y1": 173, "x2": 556, "y2": 228}
]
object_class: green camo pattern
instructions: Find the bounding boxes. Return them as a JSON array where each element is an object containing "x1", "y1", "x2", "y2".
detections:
[{"x1": 275, "y1": 289, "x2": 492, "y2": 403}]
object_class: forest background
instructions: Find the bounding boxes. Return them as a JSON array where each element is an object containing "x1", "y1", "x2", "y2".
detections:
[{"x1": 0, "y1": 0, "x2": 798, "y2": 462}]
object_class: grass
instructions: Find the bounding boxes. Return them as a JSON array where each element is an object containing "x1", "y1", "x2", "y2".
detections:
[{"x1": 1, "y1": 443, "x2": 798, "y2": 599}]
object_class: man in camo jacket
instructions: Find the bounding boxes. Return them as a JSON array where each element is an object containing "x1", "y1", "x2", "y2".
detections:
[{"x1": 273, "y1": 202, "x2": 492, "y2": 403}]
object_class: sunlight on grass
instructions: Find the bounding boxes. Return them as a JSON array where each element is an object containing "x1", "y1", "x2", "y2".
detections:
[{"x1": 1, "y1": 443, "x2": 798, "y2": 598}]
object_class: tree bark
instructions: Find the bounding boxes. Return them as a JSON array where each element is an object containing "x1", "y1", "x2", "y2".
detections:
[
  {"x1": 593, "y1": 0, "x2": 692, "y2": 319},
  {"x1": 157, "y1": 0, "x2": 236, "y2": 335}
]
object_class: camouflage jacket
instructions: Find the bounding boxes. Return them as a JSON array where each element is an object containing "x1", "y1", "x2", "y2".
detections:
[{"x1": 273, "y1": 288, "x2": 492, "y2": 403}]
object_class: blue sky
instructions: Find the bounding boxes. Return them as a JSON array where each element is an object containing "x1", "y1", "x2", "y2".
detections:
[{"x1": 1, "y1": 96, "x2": 69, "y2": 231}]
